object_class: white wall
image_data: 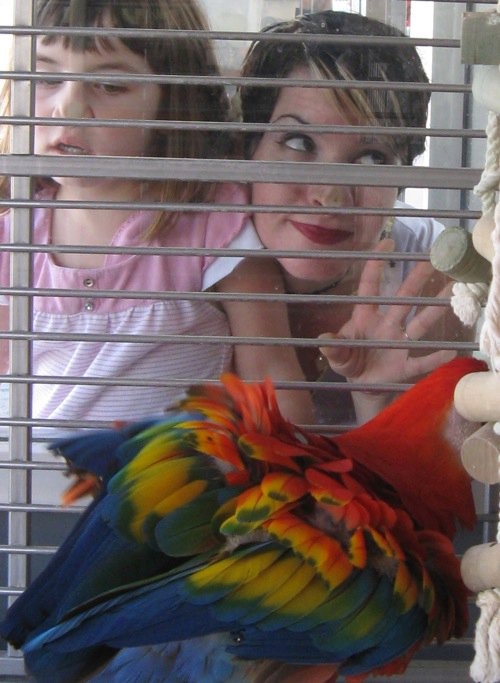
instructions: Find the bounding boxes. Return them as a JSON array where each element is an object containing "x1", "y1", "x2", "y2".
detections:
[{"x1": 201, "y1": 0, "x2": 265, "y2": 73}]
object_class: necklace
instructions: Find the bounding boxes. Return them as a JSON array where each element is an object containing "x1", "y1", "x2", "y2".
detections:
[{"x1": 307, "y1": 266, "x2": 352, "y2": 295}]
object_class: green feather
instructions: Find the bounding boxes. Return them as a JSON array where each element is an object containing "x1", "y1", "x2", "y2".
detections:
[{"x1": 154, "y1": 486, "x2": 244, "y2": 556}]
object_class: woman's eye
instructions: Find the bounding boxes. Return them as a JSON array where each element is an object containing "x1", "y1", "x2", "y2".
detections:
[
  {"x1": 282, "y1": 134, "x2": 315, "y2": 153},
  {"x1": 356, "y1": 151, "x2": 388, "y2": 165}
]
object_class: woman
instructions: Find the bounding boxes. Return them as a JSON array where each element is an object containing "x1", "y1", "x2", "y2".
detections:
[{"x1": 239, "y1": 9, "x2": 468, "y2": 424}]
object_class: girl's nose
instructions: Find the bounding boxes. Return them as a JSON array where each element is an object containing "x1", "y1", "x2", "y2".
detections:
[
  {"x1": 53, "y1": 82, "x2": 93, "y2": 119},
  {"x1": 307, "y1": 184, "x2": 347, "y2": 207}
]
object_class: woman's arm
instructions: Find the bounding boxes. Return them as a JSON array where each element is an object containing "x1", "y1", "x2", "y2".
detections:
[{"x1": 217, "y1": 257, "x2": 315, "y2": 425}]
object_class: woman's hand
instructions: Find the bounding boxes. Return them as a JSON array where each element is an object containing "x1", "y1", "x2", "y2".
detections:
[{"x1": 317, "y1": 239, "x2": 456, "y2": 420}]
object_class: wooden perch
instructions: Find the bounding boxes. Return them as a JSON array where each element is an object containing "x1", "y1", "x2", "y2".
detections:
[
  {"x1": 462, "y1": 11, "x2": 500, "y2": 65},
  {"x1": 472, "y1": 212, "x2": 496, "y2": 263},
  {"x1": 472, "y1": 65, "x2": 500, "y2": 115},
  {"x1": 430, "y1": 226, "x2": 492, "y2": 282},
  {"x1": 461, "y1": 422, "x2": 500, "y2": 485},
  {"x1": 462, "y1": 543, "x2": 500, "y2": 592},
  {"x1": 454, "y1": 371, "x2": 500, "y2": 422}
]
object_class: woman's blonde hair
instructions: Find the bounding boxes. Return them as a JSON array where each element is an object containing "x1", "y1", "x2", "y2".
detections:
[
  {"x1": 239, "y1": 10, "x2": 430, "y2": 166},
  {"x1": 0, "y1": 0, "x2": 230, "y2": 235}
]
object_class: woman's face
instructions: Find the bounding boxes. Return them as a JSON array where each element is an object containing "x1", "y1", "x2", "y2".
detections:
[{"x1": 251, "y1": 67, "x2": 400, "y2": 291}]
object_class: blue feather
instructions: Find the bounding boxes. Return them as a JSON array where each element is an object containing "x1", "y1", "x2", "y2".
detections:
[
  {"x1": 339, "y1": 607, "x2": 427, "y2": 675},
  {"x1": 0, "y1": 362, "x2": 481, "y2": 682},
  {"x1": 49, "y1": 418, "x2": 163, "y2": 482}
]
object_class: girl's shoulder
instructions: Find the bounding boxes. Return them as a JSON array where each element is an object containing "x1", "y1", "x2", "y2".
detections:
[{"x1": 168, "y1": 183, "x2": 250, "y2": 250}]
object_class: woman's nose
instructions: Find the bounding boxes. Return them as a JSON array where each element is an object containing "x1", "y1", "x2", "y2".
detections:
[
  {"x1": 307, "y1": 184, "x2": 347, "y2": 207},
  {"x1": 53, "y1": 81, "x2": 93, "y2": 119}
]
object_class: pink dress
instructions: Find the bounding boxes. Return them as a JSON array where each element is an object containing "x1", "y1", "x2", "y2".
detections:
[{"x1": 0, "y1": 183, "x2": 260, "y2": 423}]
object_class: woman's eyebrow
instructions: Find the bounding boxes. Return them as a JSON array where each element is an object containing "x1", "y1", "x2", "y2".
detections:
[
  {"x1": 359, "y1": 134, "x2": 392, "y2": 146},
  {"x1": 271, "y1": 114, "x2": 309, "y2": 125}
]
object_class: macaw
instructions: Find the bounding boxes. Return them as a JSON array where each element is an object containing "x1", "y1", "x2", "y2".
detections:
[{"x1": 0, "y1": 356, "x2": 486, "y2": 683}]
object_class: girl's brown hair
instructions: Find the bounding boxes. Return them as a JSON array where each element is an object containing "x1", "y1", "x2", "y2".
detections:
[{"x1": 1, "y1": 0, "x2": 230, "y2": 233}]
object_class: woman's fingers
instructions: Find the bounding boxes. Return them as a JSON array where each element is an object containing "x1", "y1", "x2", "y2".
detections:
[
  {"x1": 318, "y1": 333, "x2": 364, "y2": 377},
  {"x1": 397, "y1": 260, "x2": 435, "y2": 297},
  {"x1": 316, "y1": 253, "x2": 455, "y2": 384},
  {"x1": 385, "y1": 260, "x2": 435, "y2": 329},
  {"x1": 404, "y1": 280, "x2": 453, "y2": 341},
  {"x1": 357, "y1": 238, "x2": 395, "y2": 298},
  {"x1": 405, "y1": 349, "x2": 457, "y2": 379}
]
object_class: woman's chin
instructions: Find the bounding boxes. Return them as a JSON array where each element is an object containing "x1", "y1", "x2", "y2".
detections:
[{"x1": 280, "y1": 261, "x2": 348, "y2": 294}]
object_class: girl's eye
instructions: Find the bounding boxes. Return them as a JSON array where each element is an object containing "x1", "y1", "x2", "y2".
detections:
[
  {"x1": 36, "y1": 77, "x2": 63, "y2": 88},
  {"x1": 282, "y1": 134, "x2": 315, "y2": 154},
  {"x1": 95, "y1": 82, "x2": 129, "y2": 95},
  {"x1": 356, "y1": 151, "x2": 388, "y2": 165}
]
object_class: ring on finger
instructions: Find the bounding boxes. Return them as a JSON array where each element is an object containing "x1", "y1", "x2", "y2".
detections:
[{"x1": 401, "y1": 327, "x2": 412, "y2": 341}]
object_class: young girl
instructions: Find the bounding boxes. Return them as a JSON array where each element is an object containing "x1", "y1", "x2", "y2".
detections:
[{"x1": 0, "y1": 0, "x2": 313, "y2": 427}]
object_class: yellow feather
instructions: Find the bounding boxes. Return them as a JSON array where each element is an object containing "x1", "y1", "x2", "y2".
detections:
[
  {"x1": 261, "y1": 572, "x2": 333, "y2": 623},
  {"x1": 189, "y1": 547, "x2": 283, "y2": 591},
  {"x1": 348, "y1": 527, "x2": 367, "y2": 569},
  {"x1": 265, "y1": 515, "x2": 353, "y2": 589},
  {"x1": 153, "y1": 479, "x2": 209, "y2": 518},
  {"x1": 394, "y1": 562, "x2": 419, "y2": 612},
  {"x1": 126, "y1": 458, "x2": 203, "y2": 540},
  {"x1": 123, "y1": 433, "x2": 186, "y2": 478},
  {"x1": 226, "y1": 554, "x2": 309, "y2": 607}
]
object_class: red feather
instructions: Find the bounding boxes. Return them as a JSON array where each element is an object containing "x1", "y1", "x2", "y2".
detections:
[
  {"x1": 334, "y1": 356, "x2": 485, "y2": 537},
  {"x1": 2, "y1": 356, "x2": 486, "y2": 683}
]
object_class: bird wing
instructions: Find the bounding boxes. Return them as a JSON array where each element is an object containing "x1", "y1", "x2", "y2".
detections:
[
  {"x1": 1, "y1": 358, "x2": 483, "y2": 683},
  {"x1": 21, "y1": 497, "x2": 461, "y2": 681}
]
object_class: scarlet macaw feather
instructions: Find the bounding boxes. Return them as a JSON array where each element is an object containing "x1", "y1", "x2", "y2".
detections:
[{"x1": 0, "y1": 357, "x2": 486, "y2": 683}]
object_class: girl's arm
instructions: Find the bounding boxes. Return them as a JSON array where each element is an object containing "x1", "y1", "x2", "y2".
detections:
[{"x1": 217, "y1": 257, "x2": 315, "y2": 425}]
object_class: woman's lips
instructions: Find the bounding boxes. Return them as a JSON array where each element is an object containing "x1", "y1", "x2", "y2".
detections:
[{"x1": 289, "y1": 220, "x2": 351, "y2": 245}]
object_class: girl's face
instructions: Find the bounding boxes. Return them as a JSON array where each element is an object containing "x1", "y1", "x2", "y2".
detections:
[
  {"x1": 251, "y1": 67, "x2": 400, "y2": 292},
  {"x1": 34, "y1": 36, "x2": 162, "y2": 195}
]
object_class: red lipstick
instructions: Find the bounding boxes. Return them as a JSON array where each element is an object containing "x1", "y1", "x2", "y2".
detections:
[{"x1": 289, "y1": 220, "x2": 351, "y2": 245}]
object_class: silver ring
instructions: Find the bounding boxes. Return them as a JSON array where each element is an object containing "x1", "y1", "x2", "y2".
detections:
[{"x1": 401, "y1": 327, "x2": 411, "y2": 341}]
